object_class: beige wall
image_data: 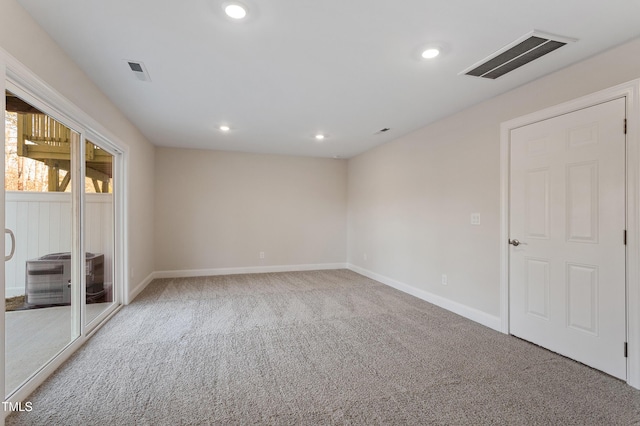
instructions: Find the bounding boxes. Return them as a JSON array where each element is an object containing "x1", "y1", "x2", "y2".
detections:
[
  {"x1": 155, "y1": 148, "x2": 347, "y2": 272},
  {"x1": 3, "y1": 0, "x2": 639, "y2": 321},
  {"x1": 0, "y1": 0, "x2": 156, "y2": 299},
  {"x1": 348, "y1": 37, "x2": 640, "y2": 317}
]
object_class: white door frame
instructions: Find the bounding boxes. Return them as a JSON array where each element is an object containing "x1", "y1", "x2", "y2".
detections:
[
  {"x1": 0, "y1": 47, "x2": 130, "y2": 412},
  {"x1": 500, "y1": 79, "x2": 640, "y2": 389}
]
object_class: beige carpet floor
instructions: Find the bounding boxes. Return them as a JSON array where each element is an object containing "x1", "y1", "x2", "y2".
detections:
[{"x1": 6, "y1": 269, "x2": 640, "y2": 425}]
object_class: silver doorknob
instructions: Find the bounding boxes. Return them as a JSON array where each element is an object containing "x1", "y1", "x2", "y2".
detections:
[{"x1": 509, "y1": 239, "x2": 520, "y2": 247}]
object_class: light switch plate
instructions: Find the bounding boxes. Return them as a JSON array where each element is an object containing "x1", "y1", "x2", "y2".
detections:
[{"x1": 471, "y1": 213, "x2": 481, "y2": 225}]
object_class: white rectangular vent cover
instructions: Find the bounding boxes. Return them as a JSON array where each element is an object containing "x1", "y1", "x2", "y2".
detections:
[
  {"x1": 461, "y1": 31, "x2": 576, "y2": 79},
  {"x1": 126, "y1": 60, "x2": 151, "y2": 82}
]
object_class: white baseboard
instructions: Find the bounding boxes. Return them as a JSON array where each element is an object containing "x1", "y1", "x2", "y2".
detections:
[
  {"x1": 127, "y1": 271, "x2": 157, "y2": 304},
  {"x1": 347, "y1": 263, "x2": 502, "y2": 332},
  {"x1": 154, "y1": 263, "x2": 348, "y2": 280}
]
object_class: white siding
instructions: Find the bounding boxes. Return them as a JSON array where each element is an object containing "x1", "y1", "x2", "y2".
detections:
[{"x1": 5, "y1": 192, "x2": 113, "y2": 297}]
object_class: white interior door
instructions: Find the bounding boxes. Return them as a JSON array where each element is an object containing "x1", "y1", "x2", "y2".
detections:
[{"x1": 509, "y1": 98, "x2": 626, "y2": 379}]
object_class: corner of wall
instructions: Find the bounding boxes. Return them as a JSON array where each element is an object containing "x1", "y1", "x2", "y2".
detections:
[{"x1": 126, "y1": 271, "x2": 157, "y2": 304}]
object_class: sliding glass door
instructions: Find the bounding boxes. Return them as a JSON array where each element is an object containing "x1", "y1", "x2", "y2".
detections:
[
  {"x1": 4, "y1": 90, "x2": 81, "y2": 396},
  {"x1": 3, "y1": 87, "x2": 121, "y2": 398},
  {"x1": 84, "y1": 140, "x2": 115, "y2": 326}
]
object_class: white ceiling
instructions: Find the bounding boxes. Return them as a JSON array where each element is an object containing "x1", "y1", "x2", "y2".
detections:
[{"x1": 16, "y1": 0, "x2": 640, "y2": 158}]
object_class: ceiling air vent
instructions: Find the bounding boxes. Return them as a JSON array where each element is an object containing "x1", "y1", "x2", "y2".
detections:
[
  {"x1": 461, "y1": 31, "x2": 576, "y2": 79},
  {"x1": 126, "y1": 60, "x2": 151, "y2": 82}
]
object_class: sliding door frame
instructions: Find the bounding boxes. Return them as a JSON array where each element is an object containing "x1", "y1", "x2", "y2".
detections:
[
  {"x1": 82, "y1": 132, "x2": 125, "y2": 332},
  {"x1": 0, "y1": 48, "x2": 129, "y2": 413}
]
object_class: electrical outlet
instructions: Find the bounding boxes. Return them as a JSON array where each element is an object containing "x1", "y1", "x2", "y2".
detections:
[
  {"x1": 363, "y1": 253, "x2": 368, "y2": 261},
  {"x1": 471, "y1": 213, "x2": 481, "y2": 225},
  {"x1": 259, "y1": 251, "x2": 265, "y2": 259},
  {"x1": 441, "y1": 274, "x2": 448, "y2": 285}
]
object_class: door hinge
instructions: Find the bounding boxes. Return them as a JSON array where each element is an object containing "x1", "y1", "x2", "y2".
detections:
[
  {"x1": 624, "y1": 118, "x2": 627, "y2": 134},
  {"x1": 624, "y1": 342, "x2": 628, "y2": 358},
  {"x1": 624, "y1": 230, "x2": 627, "y2": 245}
]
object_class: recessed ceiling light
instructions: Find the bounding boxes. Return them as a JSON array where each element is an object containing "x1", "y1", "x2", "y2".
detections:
[
  {"x1": 224, "y1": 2, "x2": 248, "y2": 19},
  {"x1": 421, "y1": 48, "x2": 440, "y2": 59},
  {"x1": 315, "y1": 134, "x2": 325, "y2": 141},
  {"x1": 220, "y1": 125, "x2": 230, "y2": 131}
]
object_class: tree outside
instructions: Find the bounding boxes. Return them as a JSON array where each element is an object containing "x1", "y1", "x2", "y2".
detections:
[
  {"x1": 4, "y1": 111, "x2": 111, "y2": 193},
  {"x1": 5, "y1": 111, "x2": 51, "y2": 192}
]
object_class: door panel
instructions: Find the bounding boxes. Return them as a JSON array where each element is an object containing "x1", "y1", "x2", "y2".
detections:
[
  {"x1": 524, "y1": 257, "x2": 549, "y2": 319},
  {"x1": 566, "y1": 262, "x2": 598, "y2": 334},
  {"x1": 525, "y1": 168, "x2": 550, "y2": 238},
  {"x1": 84, "y1": 140, "x2": 115, "y2": 326},
  {"x1": 4, "y1": 90, "x2": 80, "y2": 396},
  {"x1": 566, "y1": 161, "x2": 598, "y2": 242},
  {"x1": 509, "y1": 98, "x2": 626, "y2": 379}
]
